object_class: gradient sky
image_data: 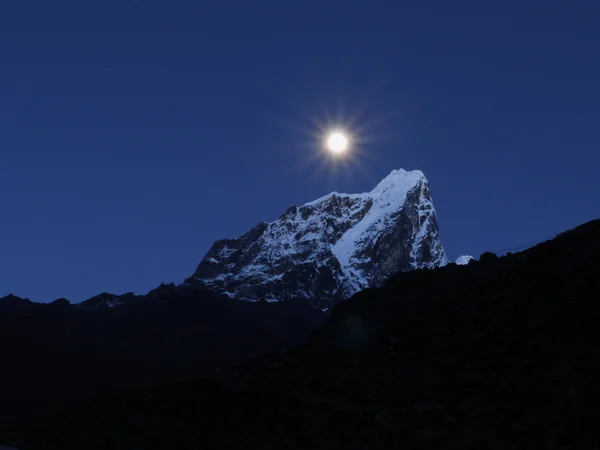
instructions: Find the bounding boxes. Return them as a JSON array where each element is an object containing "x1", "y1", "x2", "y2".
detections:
[{"x1": 1, "y1": 1, "x2": 599, "y2": 302}]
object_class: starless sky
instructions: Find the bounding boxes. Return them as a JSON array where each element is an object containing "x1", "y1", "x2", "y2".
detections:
[{"x1": 1, "y1": 1, "x2": 599, "y2": 302}]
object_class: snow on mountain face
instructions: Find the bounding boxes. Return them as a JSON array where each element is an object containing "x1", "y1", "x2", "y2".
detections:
[
  {"x1": 456, "y1": 255, "x2": 475, "y2": 265},
  {"x1": 185, "y1": 169, "x2": 448, "y2": 303}
]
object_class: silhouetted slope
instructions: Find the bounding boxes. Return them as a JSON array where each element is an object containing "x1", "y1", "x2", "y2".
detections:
[
  {"x1": 0, "y1": 289, "x2": 327, "y2": 436},
  {"x1": 4, "y1": 219, "x2": 599, "y2": 449}
]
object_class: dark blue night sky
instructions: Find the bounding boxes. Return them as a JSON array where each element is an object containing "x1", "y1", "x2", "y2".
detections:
[{"x1": 1, "y1": 1, "x2": 599, "y2": 302}]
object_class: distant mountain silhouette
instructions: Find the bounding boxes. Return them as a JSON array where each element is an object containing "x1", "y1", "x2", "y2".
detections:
[{"x1": 3, "y1": 219, "x2": 599, "y2": 449}]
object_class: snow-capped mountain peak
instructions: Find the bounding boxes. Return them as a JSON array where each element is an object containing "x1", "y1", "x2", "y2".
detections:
[{"x1": 185, "y1": 169, "x2": 447, "y2": 303}]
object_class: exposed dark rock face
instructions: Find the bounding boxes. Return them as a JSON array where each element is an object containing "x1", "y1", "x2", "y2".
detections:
[
  {"x1": 5, "y1": 219, "x2": 600, "y2": 449},
  {"x1": 186, "y1": 169, "x2": 447, "y2": 303}
]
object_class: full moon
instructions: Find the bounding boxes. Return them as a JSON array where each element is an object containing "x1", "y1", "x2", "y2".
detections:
[{"x1": 327, "y1": 131, "x2": 349, "y2": 154}]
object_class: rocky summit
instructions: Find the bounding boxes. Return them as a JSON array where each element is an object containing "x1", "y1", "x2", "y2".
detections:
[{"x1": 186, "y1": 169, "x2": 448, "y2": 303}]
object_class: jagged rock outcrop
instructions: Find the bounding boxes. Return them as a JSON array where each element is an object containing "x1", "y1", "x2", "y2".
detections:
[{"x1": 186, "y1": 169, "x2": 448, "y2": 302}]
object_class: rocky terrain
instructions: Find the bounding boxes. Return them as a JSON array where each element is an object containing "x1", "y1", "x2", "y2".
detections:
[
  {"x1": 187, "y1": 169, "x2": 447, "y2": 303},
  {"x1": 3, "y1": 219, "x2": 599, "y2": 449}
]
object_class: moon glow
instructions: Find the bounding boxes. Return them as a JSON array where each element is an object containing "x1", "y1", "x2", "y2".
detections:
[{"x1": 327, "y1": 131, "x2": 349, "y2": 154}]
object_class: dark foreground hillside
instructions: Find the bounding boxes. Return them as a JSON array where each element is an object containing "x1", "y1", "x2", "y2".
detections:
[
  {"x1": 0, "y1": 289, "x2": 328, "y2": 436},
  {"x1": 3, "y1": 219, "x2": 600, "y2": 449}
]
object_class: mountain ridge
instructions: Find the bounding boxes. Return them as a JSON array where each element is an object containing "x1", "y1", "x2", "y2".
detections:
[
  {"x1": 186, "y1": 169, "x2": 448, "y2": 303},
  {"x1": 7, "y1": 219, "x2": 599, "y2": 449},
  {"x1": 1, "y1": 169, "x2": 448, "y2": 307}
]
